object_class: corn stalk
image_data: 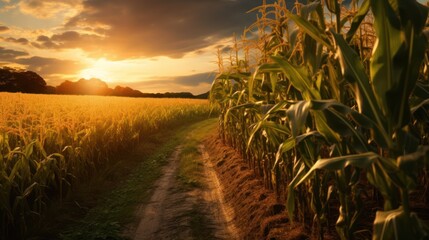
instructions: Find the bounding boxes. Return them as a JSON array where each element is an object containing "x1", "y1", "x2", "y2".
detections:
[{"x1": 210, "y1": 0, "x2": 429, "y2": 239}]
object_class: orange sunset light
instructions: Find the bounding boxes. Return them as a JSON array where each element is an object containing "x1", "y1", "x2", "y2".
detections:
[
  {"x1": 1, "y1": 1, "x2": 429, "y2": 239},
  {"x1": 79, "y1": 58, "x2": 113, "y2": 82},
  {"x1": 0, "y1": 0, "x2": 259, "y2": 94}
]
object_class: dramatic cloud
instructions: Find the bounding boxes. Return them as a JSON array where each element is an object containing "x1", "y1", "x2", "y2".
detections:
[
  {"x1": 0, "y1": 25, "x2": 9, "y2": 32},
  {"x1": 0, "y1": 45, "x2": 85, "y2": 85},
  {"x1": 19, "y1": 0, "x2": 81, "y2": 18},
  {"x1": 0, "y1": 46, "x2": 29, "y2": 60},
  {"x1": 43, "y1": 0, "x2": 261, "y2": 59},
  {"x1": 15, "y1": 56, "x2": 85, "y2": 76},
  {"x1": 32, "y1": 31, "x2": 102, "y2": 50}
]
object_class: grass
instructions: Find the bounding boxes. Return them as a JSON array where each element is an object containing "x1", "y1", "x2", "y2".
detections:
[
  {"x1": 45, "y1": 118, "x2": 218, "y2": 240},
  {"x1": 177, "y1": 145, "x2": 205, "y2": 189},
  {"x1": 176, "y1": 118, "x2": 219, "y2": 239},
  {"x1": 176, "y1": 119, "x2": 217, "y2": 189}
]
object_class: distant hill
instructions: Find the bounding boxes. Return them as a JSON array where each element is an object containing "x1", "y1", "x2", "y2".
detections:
[
  {"x1": 0, "y1": 67, "x2": 209, "y2": 99},
  {"x1": 195, "y1": 92, "x2": 209, "y2": 99},
  {"x1": 56, "y1": 78, "x2": 112, "y2": 95}
]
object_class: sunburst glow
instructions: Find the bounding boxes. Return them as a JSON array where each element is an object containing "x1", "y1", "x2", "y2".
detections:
[
  {"x1": 79, "y1": 58, "x2": 113, "y2": 82},
  {"x1": 0, "y1": 0, "x2": 258, "y2": 94}
]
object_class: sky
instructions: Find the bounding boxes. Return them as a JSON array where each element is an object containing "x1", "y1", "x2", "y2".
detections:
[
  {"x1": 0, "y1": 0, "x2": 261, "y2": 94},
  {"x1": 1, "y1": 1, "x2": 427, "y2": 94}
]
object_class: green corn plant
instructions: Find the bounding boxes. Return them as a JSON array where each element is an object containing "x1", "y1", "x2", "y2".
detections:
[
  {"x1": 286, "y1": 0, "x2": 429, "y2": 239},
  {"x1": 210, "y1": 0, "x2": 429, "y2": 239}
]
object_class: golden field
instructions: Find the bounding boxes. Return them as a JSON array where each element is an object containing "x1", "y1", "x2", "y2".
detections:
[{"x1": 0, "y1": 93, "x2": 211, "y2": 236}]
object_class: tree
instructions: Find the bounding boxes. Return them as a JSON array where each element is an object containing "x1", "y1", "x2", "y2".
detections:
[{"x1": 0, "y1": 67, "x2": 47, "y2": 93}]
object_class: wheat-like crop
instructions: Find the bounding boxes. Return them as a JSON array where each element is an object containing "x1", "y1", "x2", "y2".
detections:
[{"x1": 0, "y1": 93, "x2": 211, "y2": 238}]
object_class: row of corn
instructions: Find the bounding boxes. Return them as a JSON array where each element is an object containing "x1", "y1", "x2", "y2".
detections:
[{"x1": 210, "y1": 0, "x2": 429, "y2": 239}]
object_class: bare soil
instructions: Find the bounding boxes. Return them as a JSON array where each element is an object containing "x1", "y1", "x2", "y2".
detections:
[{"x1": 203, "y1": 132, "x2": 310, "y2": 240}]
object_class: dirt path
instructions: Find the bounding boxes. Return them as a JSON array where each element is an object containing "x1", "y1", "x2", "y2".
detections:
[
  {"x1": 131, "y1": 144, "x2": 238, "y2": 240},
  {"x1": 124, "y1": 120, "x2": 300, "y2": 240},
  {"x1": 49, "y1": 119, "x2": 297, "y2": 240}
]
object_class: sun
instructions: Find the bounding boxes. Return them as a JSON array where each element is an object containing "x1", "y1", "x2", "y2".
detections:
[
  {"x1": 80, "y1": 68, "x2": 111, "y2": 82},
  {"x1": 79, "y1": 58, "x2": 113, "y2": 82}
]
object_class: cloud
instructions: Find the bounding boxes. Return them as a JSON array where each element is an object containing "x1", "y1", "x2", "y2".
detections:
[
  {"x1": 1, "y1": 36, "x2": 29, "y2": 45},
  {"x1": 216, "y1": 45, "x2": 233, "y2": 54},
  {"x1": 15, "y1": 56, "x2": 86, "y2": 76},
  {"x1": 131, "y1": 72, "x2": 213, "y2": 87},
  {"x1": 0, "y1": 46, "x2": 29, "y2": 60},
  {"x1": 0, "y1": 1, "x2": 16, "y2": 12},
  {"x1": 0, "y1": 25, "x2": 9, "y2": 32},
  {"x1": 18, "y1": 0, "x2": 82, "y2": 18},
  {"x1": 36, "y1": 0, "x2": 260, "y2": 59},
  {"x1": 15, "y1": 0, "x2": 315, "y2": 60},
  {"x1": 114, "y1": 71, "x2": 214, "y2": 94},
  {"x1": 31, "y1": 31, "x2": 103, "y2": 50},
  {"x1": 174, "y1": 72, "x2": 214, "y2": 86},
  {"x1": 0, "y1": 45, "x2": 85, "y2": 85}
]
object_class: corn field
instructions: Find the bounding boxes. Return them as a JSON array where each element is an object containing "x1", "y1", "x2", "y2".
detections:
[
  {"x1": 211, "y1": 0, "x2": 429, "y2": 239},
  {"x1": 0, "y1": 93, "x2": 211, "y2": 238}
]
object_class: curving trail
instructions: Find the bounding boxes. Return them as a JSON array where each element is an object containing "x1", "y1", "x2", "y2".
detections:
[
  {"x1": 125, "y1": 119, "x2": 294, "y2": 240},
  {"x1": 131, "y1": 144, "x2": 238, "y2": 240}
]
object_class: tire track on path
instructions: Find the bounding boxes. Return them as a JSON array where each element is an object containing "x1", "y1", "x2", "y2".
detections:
[{"x1": 131, "y1": 142, "x2": 238, "y2": 240}]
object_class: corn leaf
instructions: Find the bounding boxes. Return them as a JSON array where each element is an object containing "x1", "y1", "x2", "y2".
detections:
[
  {"x1": 285, "y1": 11, "x2": 332, "y2": 50},
  {"x1": 373, "y1": 207, "x2": 429, "y2": 240},
  {"x1": 271, "y1": 55, "x2": 321, "y2": 100},
  {"x1": 251, "y1": 63, "x2": 282, "y2": 100},
  {"x1": 287, "y1": 161, "x2": 306, "y2": 223},
  {"x1": 295, "y1": 152, "x2": 379, "y2": 186},
  {"x1": 345, "y1": 0, "x2": 370, "y2": 42},
  {"x1": 332, "y1": 32, "x2": 390, "y2": 148},
  {"x1": 370, "y1": 0, "x2": 405, "y2": 130},
  {"x1": 326, "y1": 0, "x2": 340, "y2": 15},
  {"x1": 287, "y1": 101, "x2": 310, "y2": 138},
  {"x1": 371, "y1": 0, "x2": 428, "y2": 132}
]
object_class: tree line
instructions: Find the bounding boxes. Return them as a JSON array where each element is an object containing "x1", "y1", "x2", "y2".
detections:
[{"x1": 0, "y1": 67, "x2": 209, "y2": 99}]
